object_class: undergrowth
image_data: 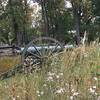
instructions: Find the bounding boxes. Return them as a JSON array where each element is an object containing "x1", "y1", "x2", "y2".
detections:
[
  {"x1": 0, "y1": 56, "x2": 21, "y2": 73},
  {"x1": 0, "y1": 44, "x2": 100, "y2": 100}
]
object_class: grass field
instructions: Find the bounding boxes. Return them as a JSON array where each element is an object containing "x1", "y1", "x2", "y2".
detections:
[
  {"x1": 0, "y1": 56, "x2": 21, "y2": 73},
  {"x1": 0, "y1": 44, "x2": 100, "y2": 100}
]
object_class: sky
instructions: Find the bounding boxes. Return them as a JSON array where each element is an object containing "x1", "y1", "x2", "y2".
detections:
[
  {"x1": 1, "y1": 0, "x2": 72, "y2": 11},
  {"x1": 64, "y1": 0, "x2": 72, "y2": 8}
]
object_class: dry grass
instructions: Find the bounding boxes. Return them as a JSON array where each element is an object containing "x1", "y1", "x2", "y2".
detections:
[
  {"x1": 0, "y1": 56, "x2": 21, "y2": 73},
  {"x1": 0, "y1": 44, "x2": 100, "y2": 100}
]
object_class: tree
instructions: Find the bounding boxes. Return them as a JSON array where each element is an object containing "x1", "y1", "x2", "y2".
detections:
[
  {"x1": 0, "y1": 0, "x2": 12, "y2": 44},
  {"x1": 39, "y1": 0, "x2": 74, "y2": 43},
  {"x1": 1, "y1": 0, "x2": 99, "y2": 45},
  {"x1": 69, "y1": 0, "x2": 92, "y2": 44},
  {"x1": 91, "y1": 0, "x2": 100, "y2": 41},
  {"x1": 0, "y1": 0, "x2": 34, "y2": 46},
  {"x1": 40, "y1": 0, "x2": 64, "y2": 35},
  {"x1": 7, "y1": 0, "x2": 30, "y2": 46}
]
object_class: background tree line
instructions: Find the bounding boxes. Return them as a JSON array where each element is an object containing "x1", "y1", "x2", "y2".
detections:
[{"x1": 0, "y1": 0, "x2": 100, "y2": 46}]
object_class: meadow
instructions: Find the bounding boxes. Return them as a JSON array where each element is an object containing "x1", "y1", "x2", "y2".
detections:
[
  {"x1": 0, "y1": 56, "x2": 21, "y2": 74},
  {"x1": 0, "y1": 44, "x2": 100, "y2": 100}
]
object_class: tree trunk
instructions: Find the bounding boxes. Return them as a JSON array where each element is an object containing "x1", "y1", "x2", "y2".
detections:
[
  {"x1": 75, "y1": 11, "x2": 81, "y2": 45},
  {"x1": 41, "y1": 0, "x2": 49, "y2": 35},
  {"x1": 71, "y1": 0, "x2": 81, "y2": 45},
  {"x1": 22, "y1": 0, "x2": 29, "y2": 45}
]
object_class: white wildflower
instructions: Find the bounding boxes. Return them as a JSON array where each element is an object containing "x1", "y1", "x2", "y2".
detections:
[
  {"x1": 59, "y1": 73, "x2": 63, "y2": 76},
  {"x1": 12, "y1": 97, "x2": 16, "y2": 100},
  {"x1": 40, "y1": 91, "x2": 44, "y2": 95},
  {"x1": 73, "y1": 92, "x2": 79, "y2": 96},
  {"x1": 55, "y1": 88, "x2": 65, "y2": 94},
  {"x1": 43, "y1": 84, "x2": 47, "y2": 87},
  {"x1": 70, "y1": 96, "x2": 74, "y2": 100},
  {"x1": 36, "y1": 90, "x2": 40, "y2": 94},
  {"x1": 56, "y1": 75, "x2": 60, "y2": 79},
  {"x1": 17, "y1": 95, "x2": 20, "y2": 98},
  {"x1": 47, "y1": 76, "x2": 53, "y2": 81},
  {"x1": 37, "y1": 94, "x2": 40, "y2": 97},
  {"x1": 65, "y1": 83, "x2": 68, "y2": 86},
  {"x1": 48, "y1": 72, "x2": 55, "y2": 76},
  {"x1": 93, "y1": 86, "x2": 96, "y2": 89},
  {"x1": 89, "y1": 88, "x2": 95, "y2": 93},
  {"x1": 93, "y1": 77, "x2": 98, "y2": 81},
  {"x1": 71, "y1": 89, "x2": 75, "y2": 93},
  {"x1": 94, "y1": 92, "x2": 98, "y2": 96}
]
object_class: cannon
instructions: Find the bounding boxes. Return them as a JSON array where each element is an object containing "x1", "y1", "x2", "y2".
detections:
[{"x1": 0, "y1": 37, "x2": 73, "y2": 79}]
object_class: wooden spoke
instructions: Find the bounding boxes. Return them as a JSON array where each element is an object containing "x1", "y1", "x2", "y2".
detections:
[
  {"x1": 27, "y1": 50, "x2": 41, "y2": 59},
  {"x1": 21, "y1": 37, "x2": 64, "y2": 71}
]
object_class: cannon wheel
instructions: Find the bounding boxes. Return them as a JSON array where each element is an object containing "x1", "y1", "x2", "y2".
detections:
[{"x1": 21, "y1": 37, "x2": 64, "y2": 72}]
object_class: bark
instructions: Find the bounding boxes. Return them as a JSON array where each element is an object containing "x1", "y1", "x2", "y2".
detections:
[
  {"x1": 71, "y1": 0, "x2": 81, "y2": 45},
  {"x1": 74, "y1": 11, "x2": 81, "y2": 45},
  {"x1": 41, "y1": 0, "x2": 49, "y2": 35},
  {"x1": 23, "y1": 0, "x2": 29, "y2": 44}
]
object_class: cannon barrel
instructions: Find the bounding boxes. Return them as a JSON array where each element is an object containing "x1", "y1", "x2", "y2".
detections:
[{"x1": 18, "y1": 44, "x2": 74, "y2": 54}]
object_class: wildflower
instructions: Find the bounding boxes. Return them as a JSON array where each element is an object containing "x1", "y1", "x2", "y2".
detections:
[
  {"x1": 59, "y1": 73, "x2": 63, "y2": 76},
  {"x1": 71, "y1": 89, "x2": 75, "y2": 93},
  {"x1": 40, "y1": 91, "x2": 44, "y2": 95},
  {"x1": 73, "y1": 92, "x2": 79, "y2": 96},
  {"x1": 65, "y1": 83, "x2": 68, "y2": 86},
  {"x1": 12, "y1": 97, "x2": 16, "y2": 100},
  {"x1": 56, "y1": 75, "x2": 60, "y2": 79},
  {"x1": 43, "y1": 84, "x2": 47, "y2": 87},
  {"x1": 70, "y1": 96, "x2": 74, "y2": 100},
  {"x1": 93, "y1": 77, "x2": 98, "y2": 81},
  {"x1": 55, "y1": 88, "x2": 65, "y2": 94},
  {"x1": 94, "y1": 92, "x2": 97, "y2": 96},
  {"x1": 36, "y1": 91, "x2": 40, "y2": 94},
  {"x1": 37, "y1": 94, "x2": 40, "y2": 97},
  {"x1": 89, "y1": 88, "x2": 95, "y2": 93},
  {"x1": 36, "y1": 91, "x2": 41, "y2": 96},
  {"x1": 47, "y1": 76, "x2": 53, "y2": 81},
  {"x1": 93, "y1": 86, "x2": 96, "y2": 89},
  {"x1": 48, "y1": 72, "x2": 55, "y2": 76},
  {"x1": 17, "y1": 95, "x2": 20, "y2": 98}
]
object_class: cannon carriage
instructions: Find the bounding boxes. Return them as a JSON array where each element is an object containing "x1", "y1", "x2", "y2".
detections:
[{"x1": 0, "y1": 37, "x2": 73, "y2": 79}]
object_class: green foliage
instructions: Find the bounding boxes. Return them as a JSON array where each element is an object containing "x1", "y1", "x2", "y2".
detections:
[{"x1": 1, "y1": 0, "x2": 100, "y2": 44}]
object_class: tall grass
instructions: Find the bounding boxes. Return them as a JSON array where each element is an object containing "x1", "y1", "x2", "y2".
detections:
[
  {"x1": 0, "y1": 56, "x2": 21, "y2": 73},
  {"x1": 0, "y1": 44, "x2": 100, "y2": 100}
]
